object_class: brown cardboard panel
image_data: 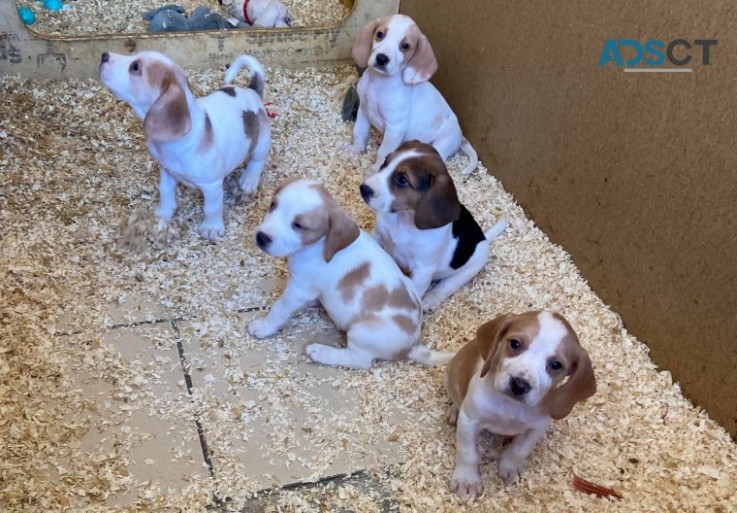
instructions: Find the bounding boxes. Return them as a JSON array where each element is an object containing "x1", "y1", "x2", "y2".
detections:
[{"x1": 400, "y1": 0, "x2": 737, "y2": 436}]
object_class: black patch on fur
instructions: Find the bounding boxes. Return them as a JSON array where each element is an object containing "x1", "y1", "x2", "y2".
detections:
[
  {"x1": 449, "y1": 205, "x2": 486, "y2": 270},
  {"x1": 248, "y1": 73, "x2": 264, "y2": 99},
  {"x1": 219, "y1": 86, "x2": 237, "y2": 97}
]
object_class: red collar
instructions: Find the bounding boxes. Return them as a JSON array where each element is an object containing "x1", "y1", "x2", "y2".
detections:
[{"x1": 243, "y1": 0, "x2": 253, "y2": 25}]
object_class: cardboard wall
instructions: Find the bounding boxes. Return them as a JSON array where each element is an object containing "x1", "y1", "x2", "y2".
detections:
[{"x1": 400, "y1": 0, "x2": 737, "y2": 437}]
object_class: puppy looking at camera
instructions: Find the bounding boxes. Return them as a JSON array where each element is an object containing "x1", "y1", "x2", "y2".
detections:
[
  {"x1": 99, "y1": 51, "x2": 271, "y2": 240},
  {"x1": 360, "y1": 141, "x2": 506, "y2": 312},
  {"x1": 446, "y1": 311, "x2": 596, "y2": 499},
  {"x1": 349, "y1": 14, "x2": 478, "y2": 175},
  {"x1": 248, "y1": 179, "x2": 452, "y2": 370}
]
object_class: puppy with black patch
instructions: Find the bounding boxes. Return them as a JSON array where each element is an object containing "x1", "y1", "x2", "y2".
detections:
[{"x1": 360, "y1": 141, "x2": 506, "y2": 312}]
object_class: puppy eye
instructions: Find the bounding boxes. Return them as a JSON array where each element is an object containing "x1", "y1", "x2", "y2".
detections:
[
  {"x1": 400, "y1": 42, "x2": 411, "y2": 51},
  {"x1": 376, "y1": 31, "x2": 385, "y2": 41},
  {"x1": 129, "y1": 60, "x2": 141, "y2": 75},
  {"x1": 269, "y1": 201, "x2": 277, "y2": 212},
  {"x1": 508, "y1": 339, "x2": 521, "y2": 351},
  {"x1": 395, "y1": 174, "x2": 410, "y2": 188},
  {"x1": 292, "y1": 221, "x2": 303, "y2": 230},
  {"x1": 549, "y1": 360, "x2": 563, "y2": 372}
]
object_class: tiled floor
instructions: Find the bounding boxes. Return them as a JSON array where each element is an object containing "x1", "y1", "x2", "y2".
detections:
[{"x1": 55, "y1": 288, "x2": 408, "y2": 510}]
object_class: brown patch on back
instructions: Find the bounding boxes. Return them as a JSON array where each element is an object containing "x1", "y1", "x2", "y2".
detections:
[
  {"x1": 362, "y1": 284, "x2": 389, "y2": 311},
  {"x1": 219, "y1": 85, "x2": 237, "y2": 97},
  {"x1": 392, "y1": 314, "x2": 417, "y2": 335},
  {"x1": 388, "y1": 285, "x2": 419, "y2": 311},
  {"x1": 338, "y1": 262, "x2": 372, "y2": 303}
]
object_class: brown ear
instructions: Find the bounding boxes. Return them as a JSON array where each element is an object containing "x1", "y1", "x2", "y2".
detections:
[
  {"x1": 402, "y1": 33, "x2": 438, "y2": 85},
  {"x1": 477, "y1": 314, "x2": 514, "y2": 378},
  {"x1": 144, "y1": 70, "x2": 191, "y2": 143},
  {"x1": 543, "y1": 349, "x2": 597, "y2": 420},
  {"x1": 351, "y1": 19, "x2": 381, "y2": 68},
  {"x1": 323, "y1": 205, "x2": 360, "y2": 262},
  {"x1": 414, "y1": 173, "x2": 461, "y2": 229}
]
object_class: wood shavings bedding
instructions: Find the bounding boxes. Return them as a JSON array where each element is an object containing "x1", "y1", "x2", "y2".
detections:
[
  {"x1": 1, "y1": 61, "x2": 736, "y2": 513},
  {"x1": 14, "y1": 0, "x2": 349, "y2": 36}
]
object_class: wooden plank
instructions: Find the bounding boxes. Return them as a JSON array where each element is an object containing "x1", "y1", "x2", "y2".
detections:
[{"x1": 0, "y1": 0, "x2": 397, "y2": 79}]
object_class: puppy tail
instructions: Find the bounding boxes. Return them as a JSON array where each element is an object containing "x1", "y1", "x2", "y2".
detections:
[
  {"x1": 459, "y1": 137, "x2": 479, "y2": 176},
  {"x1": 224, "y1": 55, "x2": 266, "y2": 99},
  {"x1": 484, "y1": 217, "x2": 508, "y2": 242},
  {"x1": 407, "y1": 345, "x2": 455, "y2": 366}
]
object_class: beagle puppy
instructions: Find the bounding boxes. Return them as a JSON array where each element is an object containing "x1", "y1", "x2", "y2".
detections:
[
  {"x1": 349, "y1": 14, "x2": 478, "y2": 176},
  {"x1": 99, "y1": 51, "x2": 271, "y2": 240},
  {"x1": 360, "y1": 141, "x2": 506, "y2": 312},
  {"x1": 218, "y1": 0, "x2": 292, "y2": 28},
  {"x1": 445, "y1": 311, "x2": 596, "y2": 499},
  {"x1": 248, "y1": 179, "x2": 453, "y2": 370}
]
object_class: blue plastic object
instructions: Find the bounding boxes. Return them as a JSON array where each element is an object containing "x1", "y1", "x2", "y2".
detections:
[
  {"x1": 18, "y1": 7, "x2": 36, "y2": 25},
  {"x1": 43, "y1": 0, "x2": 64, "y2": 11}
]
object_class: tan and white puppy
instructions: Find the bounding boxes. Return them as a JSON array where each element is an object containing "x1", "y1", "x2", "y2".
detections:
[
  {"x1": 248, "y1": 179, "x2": 453, "y2": 370},
  {"x1": 99, "y1": 51, "x2": 271, "y2": 240},
  {"x1": 218, "y1": 0, "x2": 291, "y2": 27},
  {"x1": 360, "y1": 141, "x2": 506, "y2": 312},
  {"x1": 445, "y1": 311, "x2": 596, "y2": 499},
  {"x1": 349, "y1": 14, "x2": 478, "y2": 175}
]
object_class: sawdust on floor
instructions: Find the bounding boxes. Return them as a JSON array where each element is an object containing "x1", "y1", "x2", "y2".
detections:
[
  {"x1": 15, "y1": 0, "x2": 349, "y2": 36},
  {"x1": 1, "y1": 59, "x2": 736, "y2": 513}
]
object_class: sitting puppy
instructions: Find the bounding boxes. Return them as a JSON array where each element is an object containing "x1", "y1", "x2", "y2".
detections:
[
  {"x1": 248, "y1": 179, "x2": 452, "y2": 370},
  {"x1": 99, "y1": 51, "x2": 271, "y2": 240},
  {"x1": 360, "y1": 141, "x2": 506, "y2": 312},
  {"x1": 445, "y1": 311, "x2": 596, "y2": 499},
  {"x1": 349, "y1": 14, "x2": 478, "y2": 175},
  {"x1": 218, "y1": 0, "x2": 292, "y2": 27}
]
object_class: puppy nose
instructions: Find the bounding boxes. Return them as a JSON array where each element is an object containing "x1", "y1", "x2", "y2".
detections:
[
  {"x1": 375, "y1": 53, "x2": 389, "y2": 67},
  {"x1": 100, "y1": 52, "x2": 110, "y2": 64},
  {"x1": 359, "y1": 184, "x2": 374, "y2": 201},
  {"x1": 256, "y1": 231, "x2": 272, "y2": 249},
  {"x1": 509, "y1": 377, "x2": 531, "y2": 396},
  {"x1": 218, "y1": 0, "x2": 223, "y2": 4}
]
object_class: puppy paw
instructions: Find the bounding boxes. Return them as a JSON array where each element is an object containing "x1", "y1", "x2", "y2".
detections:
[
  {"x1": 198, "y1": 223, "x2": 225, "y2": 241},
  {"x1": 248, "y1": 317, "x2": 278, "y2": 339},
  {"x1": 446, "y1": 404, "x2": 459, "y2": 425},
  {"x1": 421, "y1": 295, "x2": 442, "y2": 314},
  {"x1": 498, "y1": 454, "x2": 528, "y2": 483},
  {"x1": 304, "y1": 343, "x2": 331, "y2": 364},
  {"x1": 237, "y1": 173, "x2": 261, "y2": 196},
  {"x1": 450, "y1": 467, "x2": 483, "y2": 500},
  {"x1": 343, "y1": 142, "x2": 365, "y2": 157},
  {"x1": 155, "y1": 205, "x2": 175, "y2": 222}
]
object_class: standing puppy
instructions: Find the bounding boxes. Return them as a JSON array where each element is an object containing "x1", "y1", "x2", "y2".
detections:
[
  {"x1": 99, "y1": 51, "x2": 271, "y2": 240},
  {"x1": 349, "y1": 14, "x2": 478, "y2": 175},
  {"x1": 360, "y1": 141, "x2": 506, "y2": 312},
  {"x1": 445, "y1": 311, "x2": 596, "y2": 499},
  {"x1": 248, "y1": 179, "x2": 452, "y2": 370}
]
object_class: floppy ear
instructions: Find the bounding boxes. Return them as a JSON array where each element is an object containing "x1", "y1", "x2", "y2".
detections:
[
  {"x1": 477, "y1": 314, "x2": 514, "y2": 378},
  {"x1": 402, "y1": 33, "x2": 438, "y2": 85},
  {"x1": 323, "y1": 205, "x2": 360, "y2": 262},
  {"x1": 144, "y1": 69, "x2": 191, "y2": 143},
  {"x1": 414, "y1": 173, "x2": 461, "y2": 229},
  {"x1": 351, "y1": 19, "x2": 380, "y2": 68},
  {"x1": 543, "y1": 348, "x2": 597, "y2": 420}
]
